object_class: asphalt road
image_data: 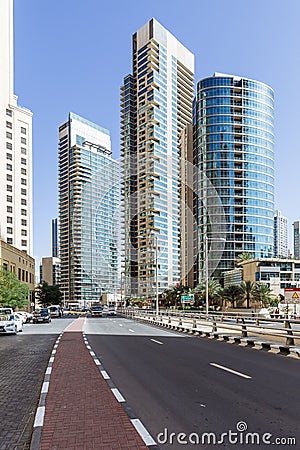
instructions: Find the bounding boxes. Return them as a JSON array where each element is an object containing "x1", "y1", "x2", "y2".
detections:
[{"x1": 86, "y1": 316, "x2": 300, "y2": 449}]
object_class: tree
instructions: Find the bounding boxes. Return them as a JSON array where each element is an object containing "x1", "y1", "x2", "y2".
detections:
[
  {"x1": 35, "y1": 282, "x2": 62, "y2": 307},
  {"x1": 252, "y1": 283, "x2": 273, "y2": 307},
  {"x1": 0, "y1": 268, "x2": 29, "y2": 309},
  {"x1": 237, "y1": 252, "x2": 253, "y2": 264},
  {"x1": 163, "y1": 284, "x2": 191, "y2": 308},
  {"x1": 222, "y1": 284, "x2": 244, "y2": 308},
  {"x1": 193, "y1": 278, "x2": 222, "y2": 307},
  {"x1": 240, "y1": 280, "x2": 256, "y2": 309}
]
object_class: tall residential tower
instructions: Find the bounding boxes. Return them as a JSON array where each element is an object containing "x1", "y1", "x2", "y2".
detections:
[
  {"x1": 121, "y1": 19, "x2": 194, "y2": 298},
  {"x1": 59, "y1": 113, "x2": 119, "y2": 306},
  {"x1": 274, "y1": 210, "x2": 288, "y2": 258},
  {"x1": 195, "y1": 73, "x2": 274, "y2": 280},
  {"x1": 0, "y1": 0, "x2": 33, "y2": 255}
]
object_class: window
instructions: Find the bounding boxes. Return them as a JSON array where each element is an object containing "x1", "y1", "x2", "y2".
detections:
[
  {"x1": 7, "y1": 206, "x2": 12, "y2": 213},
  {"x1": 21, "y1": 199, "x2": 27, "y2": 205},
  {"x1": 6, "y1": 109, "x2": 12, "y2": 117},
  {"x1": 21, "y1": 209, "x2": 27, "y2": 216},
  {"x1": 6, "y1": 142, "x2": 12, "y2": 150},
  {"x1": 21, "y1": 158, "x2": 26, "y2": 165},
  {"x1": 6, "y1": 153, "x2": 12, "y2": 160},
  {"x1": 21, "y1": 240, "x2": 27, "y2": 246},
  {"x1": 6, "y1": 195, "x2": 12, "y2": 202},
  {"x1": 21, "y1": 178, "x2": 27, "y2": 185},
  {"x1": 21, "y1": 148, "x2": 27, "y2": 155},
  {"x1": 21, "y1": 127, "x2": 26, "y2": 135},
  {"x1": 7, "y1": 227, "x2": 13, "y2": 234},
  {"x1": 21, "y1": 230, "x2": 27, "y2": 236},
  {"x1": 21, "y1": 137, "x2": 26, "y2": 145},
  {"x1": 21, "y1": 219, "x2": 27, "y2": 226},
  {"x1": 21, "y1": 168, "x2": 27, "y2": 175},
  {"x1": 6, "y1": 164, "x2": 12, "y2": 171},
  {"x1": 7, "y1": 174, "x2": 12, "y2": 181},
  {"x1": 6, "y1": 121, "x2": 12, "y2": 129},
  {"x1": 7, "y1": 238, "x2": 13, "y2": 245},
  {"x1": 7, "y1": 217, "x2": 12, "y2": 223},
  {"x1": 21, "y1": 188, "x2": 27, "y2": 195},
  {"x1": 6, "y1": 132, "x2": 12, "y2": 139},
  {"x1": 6, "y1": 185, "x2": 12, "y2": 192}
]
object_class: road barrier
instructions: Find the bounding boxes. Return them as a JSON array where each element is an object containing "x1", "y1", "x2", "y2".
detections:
[{"x1": 121, "y1": 309, "x2": 300, "y2": 356}]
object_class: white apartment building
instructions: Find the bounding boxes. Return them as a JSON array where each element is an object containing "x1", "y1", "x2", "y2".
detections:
[
  {"x1": 0, "y1": 0, "x2": 33, "y2": 255},
  {"x1": 274, "y1": 210, "x2": 288, "y2": 258}
]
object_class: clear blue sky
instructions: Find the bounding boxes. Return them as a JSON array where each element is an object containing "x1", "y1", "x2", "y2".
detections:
[{"x1": 13, "y1": 0, "x2": 300, "y2": 267}]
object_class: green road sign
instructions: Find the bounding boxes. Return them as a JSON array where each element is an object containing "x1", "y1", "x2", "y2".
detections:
[{"x1": 181, "y1": 294, "x2": 194, "y2": 303}]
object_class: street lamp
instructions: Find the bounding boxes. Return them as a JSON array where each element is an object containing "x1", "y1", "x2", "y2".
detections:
[
  {"x1": 205, "y1": 235, "x2": 226, "y2": 317},
  {"x1": 120, "y1": 271, "x2": 125, "y2": 310},
  {"x1": 138, "y1": 234, "x2": 159, "y2": 317}
]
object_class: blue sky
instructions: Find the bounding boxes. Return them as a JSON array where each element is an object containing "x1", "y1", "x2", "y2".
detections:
[{"x1": 13, "y1": 0, "x2": 300, "y2": 266}]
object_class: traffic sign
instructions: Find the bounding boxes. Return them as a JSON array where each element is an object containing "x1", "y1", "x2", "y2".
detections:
[
  {"x1": 284, "y1": 288, "x2": 300, "y2": 302},
  {"x1": 181, "y1": 294, "x2": 194, "y2": 303}
]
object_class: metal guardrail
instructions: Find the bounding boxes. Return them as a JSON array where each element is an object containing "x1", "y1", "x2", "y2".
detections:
[{"x1": 121, "y1": 308, "x2": 300, "y2": 347}]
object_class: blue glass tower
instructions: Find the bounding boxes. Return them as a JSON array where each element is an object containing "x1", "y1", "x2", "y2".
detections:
[{"x1": 195, "y1": 73, "x2": 274, "y2": 280}]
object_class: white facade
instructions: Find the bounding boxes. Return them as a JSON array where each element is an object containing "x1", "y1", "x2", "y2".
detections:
[
  {"x1": 0, "y1": 0, "x2": 33, "y2": 255},
  {"x1": 274, "y1": 210, "x2": 288, "y2": 258}
]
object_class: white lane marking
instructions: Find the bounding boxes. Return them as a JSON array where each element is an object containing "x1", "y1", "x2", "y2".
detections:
[
  {"x1": 86, "y1": 345, "x2": 91, "y2": 350},
  {"x1": 131, "y1": 418, "x2": 156, "y2": 446},
  {"x1": 119, "y1": 324, "x2": 123, "y2": 327},
  {"x1": 51, "y1": 349, "x2": 56, "y2": 355},
  {"x1": 46, "y1": 367, "x2": 52, "y2": 375},
  {"x1": 210, "y1": 363, "x2": 252, "y2": 379},
  {"x1": 111, "y1": 388, "x2": 125, "y2": 403},
  {"x1": 150, "y1": 339, "x2": 163, "y2": 345},
  {"x1": 34, "y1": 406, "x2": 45, "y2": 427},
  {"x1": 49, "y1": 357, "x2": 54, "y2": 363},
  {"x1": 54, "y1": 344, "x2": 58, "y2": 349},
  {"x1": 129, "y1": 329, "x2": 135, "y2": 333},
  {"x1": 94, "y1": 359, "x2": 101, "y2": 366},
  {"x1": 41, "y1": 382, "x2": 49, "y2": 393},
  {"x1": 90, "y1": 351, "x2": 96, "y2": 357},
  {"x1": 101, "y1": 370, "x2": 110, "y2": 380}
]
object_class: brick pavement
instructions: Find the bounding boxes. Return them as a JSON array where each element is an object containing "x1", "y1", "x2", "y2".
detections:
[{"x1": 39, "y1": 319, "x2": 148, "y2": 450}]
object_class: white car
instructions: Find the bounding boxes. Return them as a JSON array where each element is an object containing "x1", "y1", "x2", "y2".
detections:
[{"x1": 0, "y1": 308, "x2": 23, "y2": 334}]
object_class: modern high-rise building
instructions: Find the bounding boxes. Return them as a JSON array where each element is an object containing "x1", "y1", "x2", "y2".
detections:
[
  {"x1": 59, "y1": 113, "x2": 119, "y2": 306},
  {"x1": 195, "y1": 73, "x2": 274, "y2": 281},
  {"x1": 274, "y1": 210, "x2": 288, "y2": 257},
  {"x1": 52, "y1": 218, "x2": 58, "y2": 258},
  {"x1": 0, "y1": 0, "x2": 33, "y2": 255},
  {"x1": 121, "y1": 18, "x2": 194, "y2": 298},
  {"x1": 293, "y1": 221, "x2": 300, "y2": 259}
]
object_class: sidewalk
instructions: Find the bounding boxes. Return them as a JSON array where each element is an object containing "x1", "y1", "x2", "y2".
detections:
[{"x1": 35, "y1": 318, "x2": 149, "y2": 450}]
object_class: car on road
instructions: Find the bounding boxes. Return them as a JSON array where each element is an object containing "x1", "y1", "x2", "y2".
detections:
[
  {"x1": 15, "y1": 311, "x2": 32, "y2": 324},
  {"x1": 89, "y1": 305, "x2": 103, "y2": 317},
  {"x1": 107, "y1": 308, "x2": 117, "y2": 316},
  {"x1": 0, "y1": 308, "x2": 23, "y2": 334},
  {"x1": 48, "y1": 305, "x2": 62, "y2": 318},
  {"x1": 32, "y1": 308, "x2": 51, "y2": 323}
]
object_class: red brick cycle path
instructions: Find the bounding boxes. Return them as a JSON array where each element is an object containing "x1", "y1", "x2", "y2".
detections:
[{"x1": 40, "y1": 318, "x2": 148, "y2": 449}]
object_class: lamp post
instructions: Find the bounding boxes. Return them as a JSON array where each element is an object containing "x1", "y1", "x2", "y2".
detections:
[
  {"x1": 120, "y1": 271, "x2": 125, "y2": 311},
  {"x1": 205, "y1": 235, "x2": 226, "y2": 317}
]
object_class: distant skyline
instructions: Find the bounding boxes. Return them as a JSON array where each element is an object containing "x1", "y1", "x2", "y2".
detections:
[{"x1": 12, "y1": 0, "x2": 300, "y2": 266}]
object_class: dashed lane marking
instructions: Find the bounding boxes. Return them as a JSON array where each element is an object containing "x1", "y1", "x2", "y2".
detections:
[
  {"x1": 131, "y1": 418, "x2": 157, "y2": 446},
  {"x1": 150, "y1": 339, "x2": 163, "y2": 345},
  {"x1": 210, "y1": 362, "x2": 252, "y2": 379},
  {"x1": 111, "y1": 388, "x2": 125, "y2": 403}
]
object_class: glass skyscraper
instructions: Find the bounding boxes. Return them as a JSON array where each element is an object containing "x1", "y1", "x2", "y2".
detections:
[
  {"x1": 195, "y1": 73, "x2": 274, "y2": 280},
  {"x1": 121, "y1": 19, "x2": 194, "y2": 298},
  {"x1": 59, "y1": 113, "x2": 119, "y2": 306}
]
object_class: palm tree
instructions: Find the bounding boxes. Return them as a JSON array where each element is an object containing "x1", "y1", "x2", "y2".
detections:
[
  {"x1": 240, "y1": 280, "x2": 256, "y2": 309},
  {"x1": 237, "y1": 252, "x2": 253, "y2": 264},
  {"x1": 252, "y1": 283, "x2": 273, "y2": 307},
  {"x1": 193, "y1": 278, "x2": 222, "y2": 308},
  {"x1": 222, "y1": 284, "x2": 244, "y2": 308}
]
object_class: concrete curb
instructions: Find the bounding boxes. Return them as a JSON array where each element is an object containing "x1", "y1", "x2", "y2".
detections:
[{"x1": 30, "y1": 333, "x2": 63, "y2": 450}]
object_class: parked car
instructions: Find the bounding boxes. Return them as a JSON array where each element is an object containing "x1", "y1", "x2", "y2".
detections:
[
  {"x1": 32, "y1": 308, "x2": 51, "y2": 323},
  {"x1": 15, "y1": 311, "x2": 32, "y2": 324},
  {"x1": 0, "y1": 308, "x2": 23, "y2": 334}
]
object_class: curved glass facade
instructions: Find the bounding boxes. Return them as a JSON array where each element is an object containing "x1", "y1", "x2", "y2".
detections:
[{"x1": 195, "y1": 73, "x2": 274, "y2": 279}]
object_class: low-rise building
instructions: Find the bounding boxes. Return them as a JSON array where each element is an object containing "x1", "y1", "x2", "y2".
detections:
[{"x1": 0, "y1": 239, "x2": 35, "y2": 304}]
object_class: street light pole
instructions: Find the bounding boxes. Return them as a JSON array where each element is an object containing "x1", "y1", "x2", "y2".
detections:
[
  {"x1": 205, "y1": 235, "x2": 226, "y2": 317},
  {"x1": 155, "y1": 235, "x2": 159, "y2": 318}
]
